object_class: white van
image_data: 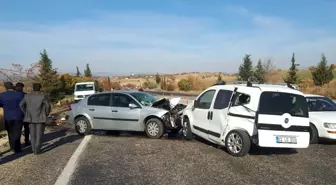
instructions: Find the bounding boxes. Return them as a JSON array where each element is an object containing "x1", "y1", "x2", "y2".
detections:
[
  {"x1": 74, "y1": 81, "x2": 99, "y2": 103},
  {"x1": 181, "y1": 81, "x2": 310, "y2": 157}
]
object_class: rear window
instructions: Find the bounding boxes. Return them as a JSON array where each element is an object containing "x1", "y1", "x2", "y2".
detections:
[{"x1": 258, "y1": 92, "x2": 309, "y2": 118}]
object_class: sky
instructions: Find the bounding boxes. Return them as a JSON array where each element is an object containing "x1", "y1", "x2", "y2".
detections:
[{"x1": 0, "y1": 0, "x2": 335, "y2": 75}]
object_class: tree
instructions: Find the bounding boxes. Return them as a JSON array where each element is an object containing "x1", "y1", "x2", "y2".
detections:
[
  {"x1": 284, "y1": 53, "x2": 298, "y2": 84},
  {"x1": 76, "y1": 66, "x2": 81, "y2": 77},
  {"x1": 238, "y1": 54, "x2": 253, "y2": 81},
  {"x1": 217, "y1": 72, "x2": 222, "y2": 82},
  {"x1": 311, "y1": 53, "x2": 334, "y2": 86},
  {"x1": 36, "y1": 49, "x2": 60, "y2": 101},
  {"x1": 107, "y1": 77, "x2": 111, "y2": 90},
  {"x1": 262, "y1": 57, "x2": 276, "y2": 73},
  {"x1": 84, "y1": 63, "x2": 92, "y2": 77},
  {"x1": 155, "y1": 73, "x2": 161, "y2": 84},
  {"x1": 254, "y1": 59, "x2": 265, "y2": 83}
]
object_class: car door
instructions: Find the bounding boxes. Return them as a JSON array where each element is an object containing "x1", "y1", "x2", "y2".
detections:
[
  {"x1": 110, "y1": 93, "x2": 142, "y2": 131},
  {"x1": 191, "y1": 90, "x2": 216, "y2": 139},
  {"x1": 83, "y1": 93, "x2": 115, "y2": 130},
  {"x1": 208, "y1": 89, "x2": 233, "y2": 142}
]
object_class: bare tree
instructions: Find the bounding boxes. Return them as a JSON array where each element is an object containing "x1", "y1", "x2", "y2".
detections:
[
  {"x1": 0, "y1": 63, "x2": 39, "y2": 83},
  {"x1": 262, "y1": 57, "x2": 276, "y2": 73}
]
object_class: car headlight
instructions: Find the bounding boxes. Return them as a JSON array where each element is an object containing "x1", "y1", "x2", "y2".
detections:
[{"x1": 323, "y1": 123, "x2": 336, "y2": 129}]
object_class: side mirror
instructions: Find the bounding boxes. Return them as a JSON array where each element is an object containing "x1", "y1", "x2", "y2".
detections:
[
  {"x1": 129, "y1": 103, "x2": 139, "y2": 109},
  {"x1": 193, "y1": 100, "x2": 198, "y2": 107}
]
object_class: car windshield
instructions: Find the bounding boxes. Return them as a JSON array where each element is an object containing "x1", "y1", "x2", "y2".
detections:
[
  {"x1": 75, "y1": 84, "x2": 94, "y2": 91},
  {"x1": 306, "y1": 96, "x2": 336, "y2": 111},
  {"x1": 129, "y1": 92, "x2": 158, "y2": 106},
  {"x1": 259, "y1": 92, "x2": 309, "y2": 118}
]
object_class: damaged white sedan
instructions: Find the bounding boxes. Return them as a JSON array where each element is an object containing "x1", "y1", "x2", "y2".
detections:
[{"x1": 68, "y1": 91, "x2": 186, "y2": 139}]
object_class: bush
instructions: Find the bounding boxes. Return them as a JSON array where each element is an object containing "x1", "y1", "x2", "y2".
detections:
[
  {"x1": 178, "y1": 79, "x2": 191, "y2": 91},
  {"x1": 187, "y1": 75, "x2": 203, "y2": 90},
  {"x1": 111, "y1": 82, "x2": 122, "y2": 90},
  {"x1": 142, "y1": 80, "x2": 157, "y2": 89},
  {"x1": 124, "y1": 83, "x2": 136, "y2": 89},
  {"x1": 166, "y1": 83, "x2": 176, "y2": 91}
]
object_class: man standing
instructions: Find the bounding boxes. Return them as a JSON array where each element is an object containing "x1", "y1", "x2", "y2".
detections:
[
  {"x1": 15, "y1": 82, "x2": 30, "y2": 146},
  {"x1": 20, "y1": 83, "x2": 51, "y2": 155},
  {"x1": 0, "y1": 82, "x2": 25, "y2": 153}
]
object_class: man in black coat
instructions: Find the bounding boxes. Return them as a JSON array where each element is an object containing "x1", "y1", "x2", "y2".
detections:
[
  {"x1": 15, "y1": 82, "x2": 30, "y2": 146},
  {"x1": 0, "y1": 82, "x2": 25, "y2": 153}
]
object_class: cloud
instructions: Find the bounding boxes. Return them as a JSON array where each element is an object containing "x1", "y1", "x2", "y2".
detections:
[{"x1": 0, "y1": 9, "x2": 335, "y2": 75}]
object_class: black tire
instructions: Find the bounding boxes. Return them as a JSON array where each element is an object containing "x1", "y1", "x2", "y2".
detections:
[
  {"x1": 309, "y1": 123, "x2": 319, "y2": 144},
  {"x1": 145, "y1": 118, "x2": 164, "y2": 139},
  {"x1": 74, "y1": 116, "x2": 91, "y2": 135},
  {"x1": 182, "y1": 117, "x2": 193, "y2": 140},
  {"x1": 225, "y1": 130, "x2": 251, "y2": 157}
]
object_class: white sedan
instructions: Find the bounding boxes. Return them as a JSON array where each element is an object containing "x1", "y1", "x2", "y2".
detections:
[{"x1": 305, "y1": 94, "x2": 336, "y2": 143}]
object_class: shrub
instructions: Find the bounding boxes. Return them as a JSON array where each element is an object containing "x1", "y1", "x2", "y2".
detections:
[
  {"x1": 178, "y1": 79, "x2": 191, "y2": 91},
  {"x1": 124, "y1": 83, "x2": 136, "y2": 89},
  {"x1": 187, "y1": 75, "x2": 203, "y2": 90},
  {"x1": 111, "y1": 82, "x2": 122, "y2": 90},
  {"x1": 167, "y1": 83, "x2": 176, "y2": 91},
  {"x1": 142, "y1": 80, "x2": 157, "y2": 89}
]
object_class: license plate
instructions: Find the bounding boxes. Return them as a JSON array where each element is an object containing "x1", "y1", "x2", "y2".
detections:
[{"x1": 275, "y1": 136, "x2": 297, "y2": 144}]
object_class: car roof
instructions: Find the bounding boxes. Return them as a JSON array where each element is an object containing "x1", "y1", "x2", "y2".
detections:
[
  {"x1": 207, "y1": 84, "x2": 303, "y2": 96},
  {"x1": 90, "y1": 90, "x2": 151, "y2": 96},
  {"x1": 304, "y1": 94, "x2": 324, "y2": 97},
  {"x1": 75, "y1": 81, "x2": 95, "y2": 85}
]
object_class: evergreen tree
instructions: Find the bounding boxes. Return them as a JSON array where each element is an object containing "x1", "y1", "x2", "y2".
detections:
[
  {"x1": 155, "y1": 73, "x2": 161, "y2": 84},
  {"x1": 312, "y1": 53, "x2": 334, "y2": 86},
  {"x1": 254, "y1": 59, "x2": 265, "y2": 83},
  {"x1": 217, "y1": 72, "x2": 222, "y2": 82},
  {"x1": 238, "y1": 54, "x2": 253, "y2": 81},
  {"x1": 36, "y1": 49, "x2": 60, "y2": 101},
  {"x1": 284, "y1": 53, "x2": 298, "y2": 84},
  {"x1": 84, "y1": 63, "x2": 92, "y2": 77},
  {"x1": 76, "y1": 66, "x2": 81, "y2": 77}
]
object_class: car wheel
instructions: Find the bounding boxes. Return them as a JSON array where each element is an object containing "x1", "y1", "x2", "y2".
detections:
[
  {"x1": 75, "y1": 116, "x2": 91, "y2": 135},
  {"x1": 145, "y1": 118, "x2": 164, "y2": 139},
  {"x1": 182, "y1": 117, "x2": 193, "y2": 140},
  {"x1": 309, "y1": 123, "x2": 319, "y2": 144},
  {"x1": 225, "y1": 130, "x2": 251, "y2": 157}
]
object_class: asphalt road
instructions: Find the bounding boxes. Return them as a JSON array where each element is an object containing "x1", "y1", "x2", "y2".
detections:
[
  {"x1": 0, "y1": 124, "x2": 83, "y2": 185},
  {"x1": 68, "y1": 133, "x2": 336, "y2": 185}
]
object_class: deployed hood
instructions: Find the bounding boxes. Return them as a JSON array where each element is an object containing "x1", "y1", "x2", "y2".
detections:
[{"x1": 151, "y1": 97, "x2": 182, "y2": 110}]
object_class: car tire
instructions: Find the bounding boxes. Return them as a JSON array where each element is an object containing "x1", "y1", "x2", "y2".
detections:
[
  {"x1": 74, "y1": 116, "x2": 91, "y2": 135},
  {"x1": 309, "y1": 123, "x2": 319, "y2": 144},
  {"x1": 225, "y1": 130, "x2": 251, "y2": 157},
  {"x1": 182, "y1": 117, "x2": 193, "y2": 140},
  {"x1": 145, "y1": 118, "x2": 164, "y2": 139}
]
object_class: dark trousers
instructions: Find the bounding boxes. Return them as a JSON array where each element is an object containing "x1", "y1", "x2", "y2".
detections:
[
  {"x1": 23, "y1": 122, "x2": 30, "y2": 143},
  {"x1": 29, "y1": 123, "x2": 45, "y2": 154},
  {"x1": 4, "y1": 120, "x2": 23, "y2": 152}
]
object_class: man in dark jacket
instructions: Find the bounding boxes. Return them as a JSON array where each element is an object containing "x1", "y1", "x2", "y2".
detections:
[
  {"x1": 0, "y1": 82, "x2": 25, "y2": 153},
  {"x1": 19, "y1": 83, "x2": 51, "y2": 155},
  {"x1": 15, "y1": 82, "x2": 30, "y2": 146}
]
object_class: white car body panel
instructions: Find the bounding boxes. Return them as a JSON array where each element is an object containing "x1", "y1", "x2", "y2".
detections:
[{"x1": 182, "y1": 83, "x2": 310, "y2": 151}]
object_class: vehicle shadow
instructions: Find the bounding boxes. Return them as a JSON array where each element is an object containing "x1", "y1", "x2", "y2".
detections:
[
  {"x1": 317, "y1": 139, "x2": 336, "y2": 145},
  {"x1": 0, "y1": 128, "x2": 82, "y2": 165},
  {"x1": 92, "y1": 130, "x2": 183, "y2": 140}
]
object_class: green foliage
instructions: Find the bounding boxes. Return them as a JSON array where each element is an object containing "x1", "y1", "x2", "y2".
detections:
[
  {"x1": 312, "y1": 53, "x2": 334, "y2": 86},
  {"x1": 238, "y1": 54, "x2": 253, "y2": 81},
  {"x1": 76, "y1": 66, "x2": 81, "y2": 77},
  {"x1": 284, "y1": 53, "x2": 298, "y2": 84},
  {"x1": 254, "y1": 59, "x2": 265, "y2": 83},
  {"x1": 155, "y1": 73, "x2": 161, "y2": 84},
  {"x1": 178, "y1": 79, "x2": 191, "y2": 91},
  {"x1": 142, "y1": 80, "x2": 157, "y2": 89},
  {"x1": 84, "y1": 63, "x2": 92, "y2": 77},
  {"x1": 217, "y1": 72, "x2": 222, "y2": 82},
  {"x1": 36, "y1": 49, "x2": 61, "y2": 102}
]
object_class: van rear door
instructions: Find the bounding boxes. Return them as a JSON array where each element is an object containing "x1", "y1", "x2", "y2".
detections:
[{"x1": 256, "y1": 91, "x2": 310, "y2": 148}]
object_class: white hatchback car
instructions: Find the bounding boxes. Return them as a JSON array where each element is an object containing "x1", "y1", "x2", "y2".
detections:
[
  {"x1": 305, "y1": 94, "x2": 336, "y2": 143},
  {"x1": 181, "y1": 82, "x2": 310, "y2": 157}
]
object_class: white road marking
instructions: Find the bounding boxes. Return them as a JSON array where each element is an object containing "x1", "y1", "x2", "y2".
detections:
[{"x1": 54, "y1": 135, "x2": 92, "y2": 185}]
